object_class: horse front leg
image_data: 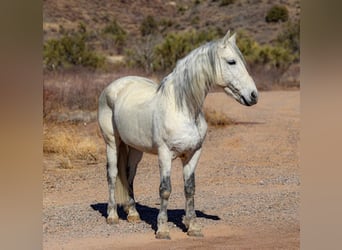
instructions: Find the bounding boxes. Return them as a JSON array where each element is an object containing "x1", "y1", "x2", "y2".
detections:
[
  {"x1": 182, "y1": 148, "x2": 203, "y2": 237},
  {"x1": 156, "y1": 146, "x2": 172, "y2": 239}
]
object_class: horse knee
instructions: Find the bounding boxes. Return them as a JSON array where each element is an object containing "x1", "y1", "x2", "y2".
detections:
[
  {"x1": 159, "y1": 176, "x2": 171, "y2": 200},
  {"x1": 160, "y1": 190, "x2": 171, "y2": 200}
]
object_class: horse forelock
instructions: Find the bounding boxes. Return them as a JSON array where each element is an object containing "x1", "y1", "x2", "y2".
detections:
[{"x1": 158, "y1": 41, "x2": 219, "y2": 118}]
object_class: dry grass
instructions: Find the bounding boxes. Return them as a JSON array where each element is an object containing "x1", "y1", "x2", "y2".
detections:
[
  {"x1": 43, "y1": 70, "x2": 108, "y2": 118},
  {"x1": 204, "y1": 108, "x2": 235, "y2": 127},
  {"x1": 43, "y1": 122, "x2": 102, "y2": 168},
  {"x1": 43, "y1": 68, "x2": 160, "y2": 121}
]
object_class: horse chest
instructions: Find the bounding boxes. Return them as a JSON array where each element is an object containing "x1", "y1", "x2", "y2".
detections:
[{"x1": 164, "y1": 121, "x2": 206, "y2": 155}]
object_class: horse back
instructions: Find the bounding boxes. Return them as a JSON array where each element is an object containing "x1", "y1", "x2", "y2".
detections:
[{"x1": 104, "y1": 76, "x2": 158, "y2": 105}]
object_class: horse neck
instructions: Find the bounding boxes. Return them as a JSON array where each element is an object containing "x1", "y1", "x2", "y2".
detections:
[{"x1": 158, "y1": 43, "x2": 218, "y2": 119}]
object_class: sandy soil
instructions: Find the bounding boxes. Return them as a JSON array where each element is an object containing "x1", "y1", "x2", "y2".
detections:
[{"x1": 43, "y1": 91, "x2": 300, "y2": 249}]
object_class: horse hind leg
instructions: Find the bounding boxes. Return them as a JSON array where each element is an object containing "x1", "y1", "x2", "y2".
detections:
[
  {"x1": 105, "y1": 142, "x2": 120, "y2": 224},
  {"x1": 124, "y1": 147, "x2": 143, "y2": 223},
  {"x1": 98, "y1": 91, "x2": 121, "y2": 224},
  {"x1": 106, "y1": 140, "x2": 132, "y2": 224}
]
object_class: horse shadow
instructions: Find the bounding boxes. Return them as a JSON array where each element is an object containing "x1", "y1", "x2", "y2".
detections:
[{"x1": 90, "y1": 202, "x2": 221, "y2": 233}]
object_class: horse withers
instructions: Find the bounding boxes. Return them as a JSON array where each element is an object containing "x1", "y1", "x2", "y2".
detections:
[{"x1": 97, "y1": 30, "x2": 258, "y2": 239}]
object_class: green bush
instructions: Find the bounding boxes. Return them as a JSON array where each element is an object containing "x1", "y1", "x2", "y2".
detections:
[
  {"x1": 43, "y1": 25, "x2": 105, "y2": 70},
  {"x1": 102, "y1": 19, "x2": 127, "y2": 52},
  {"x1": 257, "y1": 45, "x2": 294, "y2": 68},
  {"x1": 236, "y1": 31, "x2": 260, "y2": 63},
  {"x1": 236, "y1": 30, "x2": 294, "y2": 69},
  {"x1": 276, "y1": 20, "x2": 300, "y2": 60},
  {"x1": 265, "y1": 5, "x2": 289, "y2": 23},
  {"x1": 140, "y1": 15, "x2": 158, "y2": 36}
]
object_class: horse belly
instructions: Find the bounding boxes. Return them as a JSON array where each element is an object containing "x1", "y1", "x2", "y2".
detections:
[{"x1": 114, "y1": 87, "x2": 157, "y2": 154}]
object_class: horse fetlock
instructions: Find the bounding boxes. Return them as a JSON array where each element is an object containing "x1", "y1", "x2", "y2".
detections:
[
  {"x1": 182, "y1": 215, "x2": 191, "y2": 228},
  {"x1": 127, "y1": 208, "x2": 141, "y2": 223},
  {"x1": 123, "y1": 202, "x2": 141, "y2": 223}
]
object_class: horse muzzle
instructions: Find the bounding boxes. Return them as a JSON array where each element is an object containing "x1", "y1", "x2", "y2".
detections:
[
  {"x1": 240, "y1": 90, "x2": 258, "y2": 106},
  {"x1": 223, "y1": 86, "x2": 258, "y2": 106}
]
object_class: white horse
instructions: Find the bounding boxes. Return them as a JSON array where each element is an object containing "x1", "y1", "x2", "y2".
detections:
[{"x1": 98, "y1": 30, "x2": 258, "y2": 239}]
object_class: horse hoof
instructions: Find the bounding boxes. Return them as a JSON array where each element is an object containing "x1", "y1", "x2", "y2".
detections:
[
  {"x1": 106, "y1": 217, "x2": 119, "y2": 224},
  {"x1": 127, "y1": 214, "x2": 141, "y2": 223},
  {"x1": 187, "y1": 230, "x2": 203, "y2": 237},
  {"x1": 155, "y1": 231, "x2": 171, "y2": 240}
]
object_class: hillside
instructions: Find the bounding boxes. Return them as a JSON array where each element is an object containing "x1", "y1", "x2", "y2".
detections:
[
  {"x1": 43, "y1": 0, "x2": 300, "y2": 45},
  {"x1": 43, "y1": 0, "x2": 300, "y2": 89}
]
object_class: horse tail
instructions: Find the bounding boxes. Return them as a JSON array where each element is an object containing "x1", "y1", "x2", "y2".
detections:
[{"x1": 115, "y1": 142, "x2": 130, "y2": 205}]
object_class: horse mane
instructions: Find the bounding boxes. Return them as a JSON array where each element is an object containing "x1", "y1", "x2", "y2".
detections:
[{"x1": 157, "y1": 41, "x2": 220, "y2": 119}]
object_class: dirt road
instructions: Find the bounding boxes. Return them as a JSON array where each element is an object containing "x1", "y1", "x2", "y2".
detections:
[{"x1": 43, "y1": 91, "x2": 300, "y2": 249}]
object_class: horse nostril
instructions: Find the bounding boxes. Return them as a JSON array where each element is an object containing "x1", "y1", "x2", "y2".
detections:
[{"x1": 251, "y1": 91, "x2": 258, "y2": 100}]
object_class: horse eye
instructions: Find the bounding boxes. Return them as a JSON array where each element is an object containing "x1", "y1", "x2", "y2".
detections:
[{"x1": 227, "y1": 59, "x2": 236, "y2": 65}]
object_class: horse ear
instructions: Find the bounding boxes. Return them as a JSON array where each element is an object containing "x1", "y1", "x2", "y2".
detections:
[
  {"x1": 228, "y1": 33, "x2": 236, "y2": 44},
  {"x1": 222, "y1": 30, "x2": 231, "y2": 45}
]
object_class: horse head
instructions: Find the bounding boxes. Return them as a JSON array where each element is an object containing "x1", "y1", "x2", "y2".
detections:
[{"x1": 216, "y1": 30, "x2": 258, "y2": 106}]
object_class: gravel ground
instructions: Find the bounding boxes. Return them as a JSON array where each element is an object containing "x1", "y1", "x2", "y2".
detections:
[{"x1": 43, "y1": 91, "x2": 300, "y2": 249}]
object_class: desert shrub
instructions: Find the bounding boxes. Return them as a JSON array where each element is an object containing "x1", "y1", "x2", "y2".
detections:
[
  {"x1": 191, "y1": 16, "x2": 200, "y2": 26},
  {"x1": 204, "y1": 108, "x2": 234, "y2": 126},
  {"x1": 265, "y1": 5, "x2": 289, "y2": 23},
  {"x1": 276, "y1": 20, "x2": 300, "y2": 61},
  {"x1": 219, "y1": 0, "x2": 235, "y2": 6},
  {"x1": 178, "y1": 5, "x2": 188, "y2": 14},
  {"x1": 102, "y1": 19, "x2": 127, "y2": 53},
  {"x1": 124, "y1": 35, "x2": 161, "y2": 74},
  {"x1": 140, "y1": 15, "x2": 159, "y2": 36},
  {"x1": 43, "y1": 24, "x2": 105, "y2": 70},
  {"x1": 236, "y1": 30, "x2": 293, "y2": 69},
  {"x1": 159, "y1": 18, "x2": 174, "y2": 34},
  {"x1": 236, "y1": 30, "x2": 260, "y2": 63},
  {"x1": 257, "y1": 45, "x2": 294, "y2": 69}
]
